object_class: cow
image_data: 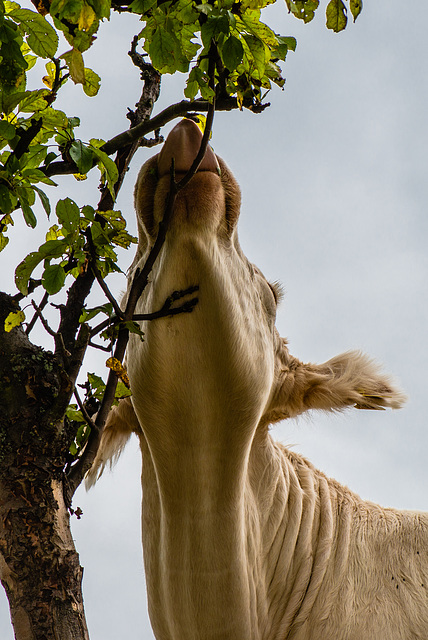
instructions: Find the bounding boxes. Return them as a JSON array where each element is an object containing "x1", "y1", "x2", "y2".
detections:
[{"x1": 87, "y1": 119, "x2": 427, "y2": 639}]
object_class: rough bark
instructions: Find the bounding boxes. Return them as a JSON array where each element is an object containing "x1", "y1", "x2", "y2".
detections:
[{"x1": 0, "y1": 292, "x2": 89, "y2": 640}]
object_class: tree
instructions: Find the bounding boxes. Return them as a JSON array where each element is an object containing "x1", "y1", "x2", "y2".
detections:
[{"x1": 0, "y1": 0, "x2": 363, "y2": 637}]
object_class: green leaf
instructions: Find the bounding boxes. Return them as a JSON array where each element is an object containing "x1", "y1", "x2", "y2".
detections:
[
  {"x1": 33, "y1": 185, "x2": 51, "y2": 218},
  {"x1": 115, "y1": 379, "x2": 132, "y2": 400},
  {"x1": 274, "y1": 35, "x2": 297, "y2": 57},
  {"x1": 87, "y1": 372, "x2": 106, "y2": 400},
  {"x1": 15, "y1": 251, "x2": 43, "y2": 295},
  {"x1": 42, "y1": 263, "x2": 66, "y2": 294},
  {"x1": 22, "y1": 169, "x2": 57, "y2": 187},
  {"x1": 243, "y1": 34, "x2": 268, "y2": 76},
  {"x1": 4, "y1": 309, "x2": 25, "y2": 332},
  {"x1": 0, "y1": 184, "x2": 17, "y2": 215},
  {"x1": 19, "y1": 89, "x2": 50, "y2": 112},
  {"x1": 50, "y1": 0, "x2": 85, "y2": 26},
  {"x1": 184, "y1": 66, "x2": 215, "y2": 101},
  {"x1": 200, "y1": 14, "x2": 230, "y2": 48},
  {"x1": 86, "y1": 0, "x2": 111, "y2": 20},
  {"x1": 239, "y1": 13, "x2": 277, "y2": 47},
  {"x1": 75, "y1": 422, "x2": 90, "y2": 447},
  {"x1": 265, "y1": 61, "x2": 285, "y2": 87},
  {"x1": 15, "y1": 238, "x2": 67, "y2": 294},
  {"x1": 82, "y1": 204, "x2": 95, "y2": 221},
  {"x1": 39, "y1": 107, "x2": 69, "y2": 133},
  {"x1": 82, "y1": 67, "x2": 100, "y2": 96},
  {"x1": 184, "y1": 78, "x2": 199, "y2": 100},
  {"x1": 62, "y1": 48, "x2": 85, "y2": 84},
  {"x1": 79, "y1": 302, "x2": 114, "y2": 323},
  {"x1": 0, "y1": 90, "x2": 30, "y2": 115},
  {"x1": 90, "y1": 146, "x2": 118, "y2": 198},
  {"x1": 56, "y1": 197, "x2": 80, "y2": 233},
  {"x1": 69, "y1": 140, "x2": 95, "y2": 173},
  {"x1": 350, "y1": 0, "x2": 362, "y2": 21},
  {"x1": 221, "y1": 35, "x2": 244, "y2": 72},
  {"x1": 287, "y1": 0, "x2": 319, "y2": 23},
  {"x1": 0, "y1": 233, "x2": 9, "y2": 252},
  {"x1": 149, "y1": 28, "x2": 181, "y2": 74},
  {"x1": 20, "y1": 200, "x2": 37, "y2": 228},
  {"x1": 0, "y1": 120, "x2": 15, "y2": 140},
  {"x1": 39, "y1": 239, "x2": 68, "y2": 259},
  {"x1": 21, "y1": 144, "x2": 48, "y2": 169},
  {"x1": 69, "y1": 442, "x2": 78, "y2": 456},
  {"x1": 9, "y1": 8, "x2": 58, "y2": 58},
  {"x1": 129, "y1": 0, "x2": 157, "y2": 12},
  {"x1": 326, "y1": 0, "x2": 348, "y2": 32},
  {"x1": 65, "y1": 405, "x2": 85, "y2": 422}
]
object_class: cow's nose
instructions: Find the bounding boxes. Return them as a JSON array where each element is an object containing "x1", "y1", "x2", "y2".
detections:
[{"x1": 158, "y1": 119, "x2": 220, "y2": 177}]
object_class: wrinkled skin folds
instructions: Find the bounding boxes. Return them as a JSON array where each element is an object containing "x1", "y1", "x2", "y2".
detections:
[{"x1": 87, "y1": 120, "x2": 427, "y2": 640}]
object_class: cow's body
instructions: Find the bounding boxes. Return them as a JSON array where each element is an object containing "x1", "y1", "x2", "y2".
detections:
[{"x1": 87, "y1": 119, "x2": 427, "y2": 639}]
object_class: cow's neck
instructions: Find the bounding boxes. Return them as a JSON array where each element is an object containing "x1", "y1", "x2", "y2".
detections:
[
  {"x1": 129, "y1": 235, "x2": 279, "y2": 638},
  {"x1": 138, "y1": 430, "x2": 264, "y2": 639}
]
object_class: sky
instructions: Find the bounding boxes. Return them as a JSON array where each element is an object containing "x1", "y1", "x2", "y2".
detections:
[{"x1": 1, "y1": 0, "x2": 428, "y2": 637}]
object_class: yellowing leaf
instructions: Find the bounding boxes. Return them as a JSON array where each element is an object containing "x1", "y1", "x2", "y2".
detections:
[
  {"x1": 106, "y1": 357, "x2": 130, "y2": 388},
  {"x1": 350, "y1": 0, "x2": 362, "y2": 21},
  {"x1": 42, "y1": 61, "x2": 56, "y2": 89},
  {"x1": 193, "y1": 114, "x2": 206, "y2": 134},
  {"x1": 62, "y1": 48, "x2": 85, "y2": 85},
  {"x1": 4, "y1": 310, "x2": 25, "y2": 332},
  {"x1": 82, "y1": 67, "x2": 101, "y2": 97},
  {"x1": 78, "y1": 4, "x2": 96, "y2": 31},
  {"x1": 190, "y1": 115, "x2": 213, "y2": 140},
  {"x1": 326, "y1": 0, "x2": 348, "y2": 32}
]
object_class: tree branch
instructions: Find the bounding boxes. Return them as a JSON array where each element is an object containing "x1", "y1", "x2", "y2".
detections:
[
  {"x1": 89, "y1": 286, "x2": 199, "y2": 339},
  {"x1": 43, "y1": 96, "x2": 237, "y2": 177},
  {"x1": 29, "y1": 298, "x2": 56, "y2": 337},
  {"x1": 25, "y1": 291, "x2": 49, "y2": 336}
]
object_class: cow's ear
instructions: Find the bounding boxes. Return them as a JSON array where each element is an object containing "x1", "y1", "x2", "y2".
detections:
[
  {"x1": 265, "y1": 348, "x2": 406, "y2": 423},
  {"x1": 217, "y1": 157, "x2": 241, "y2": 232},
  {"x1": 134, "y1": 155, "x2": 159, "y2": 239}
]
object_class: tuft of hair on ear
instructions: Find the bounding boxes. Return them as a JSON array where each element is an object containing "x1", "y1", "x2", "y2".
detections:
[
  {"x1": 269, "y1": 280, "x2": 285, "y2": 305},
  {"x1": 320, "y1": 350, "x2": 407, "y2": 412}
]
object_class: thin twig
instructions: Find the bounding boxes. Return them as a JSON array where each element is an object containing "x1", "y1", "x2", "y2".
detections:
[
  {"x1": 86, "y1": 228, "x2": 123, "y2": 319},
  {"x1": 74, "y1": 386, "x2": 97, "y2": 431},
  {"x1": 88, "y1": 340, "x2": 113, "y2": 352},
  {"x1": 89, "y1": 286, "x2": 199, "y2": 339},
  {"x1": 30, "y1": 299, "x2": 56, "y2": 337},
  {"x1": 25, "y1": 291, "x2": 49, "y2": 335},
  {"x1": 12, "y1": 279, "x2": 42, "y2": 303}
]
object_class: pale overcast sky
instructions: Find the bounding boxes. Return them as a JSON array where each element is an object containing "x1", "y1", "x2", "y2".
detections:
[{"x1": 1, "y1": 0, "x2": 427, "y2": 637}]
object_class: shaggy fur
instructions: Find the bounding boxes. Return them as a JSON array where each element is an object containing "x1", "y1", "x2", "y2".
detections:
[{"x1": 87, "y1": 120, "x2": 426, "y2": 640}]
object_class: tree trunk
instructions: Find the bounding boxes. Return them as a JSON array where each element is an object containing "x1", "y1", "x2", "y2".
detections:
[{"x1": 0, "y1": 292, "x2": 89, "y2": 640}]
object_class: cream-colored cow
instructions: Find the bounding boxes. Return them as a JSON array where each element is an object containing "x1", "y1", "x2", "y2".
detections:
[{"x1": 87, "y1": 120, "x2": 427, "y2": 640}]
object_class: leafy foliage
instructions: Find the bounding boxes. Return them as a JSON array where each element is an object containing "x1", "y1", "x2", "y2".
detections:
[
  {"x1": 0, "y1": 0, "x2": 363, "y2": 486},
  {"x1": 14, "y1": 199, "x2": 136, "y2": 296},
  {"x1": 0, "y1": 0, "x2": 362, "y2": 255}
]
